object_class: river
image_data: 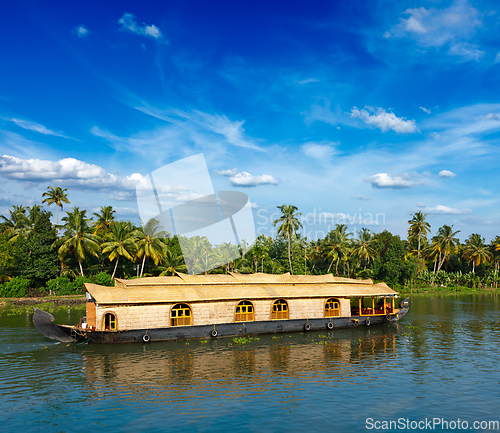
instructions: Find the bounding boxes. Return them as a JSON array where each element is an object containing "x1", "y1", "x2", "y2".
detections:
[{"x1": 1, "y1": 294, "x2": 500, "y2": 432}]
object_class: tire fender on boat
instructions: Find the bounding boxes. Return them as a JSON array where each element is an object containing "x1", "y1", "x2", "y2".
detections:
[
  {"x1": 366, "y1": 317, "x2": 371, "y2": 327},
  {"x1": 304, "y1": 323, "x2": 311, "y2": 331},
  {"x1": 211, "y1": 329, "x2": 218, "y2": 338},
  {"x1": 327, "y1": 322, "x2": 334, "y2": 330},
  {"x1": 143, "y1": 334, "x2": 150, "y2": 343}
]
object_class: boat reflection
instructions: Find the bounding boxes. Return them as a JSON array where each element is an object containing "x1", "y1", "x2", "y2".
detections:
[{"x1": 81, "y1": 325, "x2": 403, "y2": 399}]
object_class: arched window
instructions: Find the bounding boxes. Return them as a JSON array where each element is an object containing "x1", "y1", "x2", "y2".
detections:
[
  {"x1": 325, "y1": 298, "x2": 340, "y2": 317},
  {"x1": 271, "y1": 299, "x2": 289, "y2": 320},
  {"x1": 235, "y1": 300, "x2": 254, "y2": 322},
  {"x1": 171, "y1": 303, "x2": 192, "y2": 327},
  {"x1": 103, "y1": 312, "x2": 117, "y2": 330}
]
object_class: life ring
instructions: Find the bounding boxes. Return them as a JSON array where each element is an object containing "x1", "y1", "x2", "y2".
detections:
[
  {"x1": 327, "y1": 322, "x2": 334, "y2": 330},
  {"x1": 386, "y1": 313, "x2": 391, "y2": 321},
  {"x1": 304, "y1": 323, "x2": 311, "y2": 331},
  {"x1": 142, "y1": 334, "x2": 150, "y2": 343},
  {"x1": 366, "y1": 317, "x2": 371, "y2": 327},
  {"x1": 211, "y1": 329, "x2": 218, "y2": 338}
]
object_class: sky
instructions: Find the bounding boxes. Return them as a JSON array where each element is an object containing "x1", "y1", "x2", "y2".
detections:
[{"x1": 1, "y1": 0, "x2": 500, "y2": 243}]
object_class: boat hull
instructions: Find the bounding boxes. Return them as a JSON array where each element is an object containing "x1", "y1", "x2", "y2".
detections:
[{"x1": 54, "y1": 314, "x2": 403, "y2": 344}]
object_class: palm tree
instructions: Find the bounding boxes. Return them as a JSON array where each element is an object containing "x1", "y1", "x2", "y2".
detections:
[
  {"x1": 159, "y1": 249, "x2": 187, "y2": 276},
  {"x1": 353, "y1": 228, "x2": 376, "y2": 270},
  {"x1": 431, "y1": 225, "x2": 460, "y2": 285},
  {"x1": 55, "y1": 207, "x2": 102, "y2": 276},
  {"x1": 491, "y1": 236, "x2": 500, "y2": 281},
  {"x1": 273, "y1": 205, "x2": 303, "y2": 274},
  {"x1": 0, "y1": 205, "x2": 30, "y2": 241},
  {"x1": 134, "y1": 219, "x2": 167, "y2": 277},
  {"x1": 463, "y1": 233, "x2": 492, "y2": 273},
  {"x1": 92, "y1": 206, "x2": 116, "y2": 235},
  {"x1": 42, "y1": 186, "x2": 70, "y2": 226},
  {"x1": 324, "y1": 224, "x2": 351, "y2": 274},
  {"x1": 408, "y1": 211, "x2": 431, "y2": 260},
  {"x1": 101, "y1": 222, "x2": 137, "y2": 279}
]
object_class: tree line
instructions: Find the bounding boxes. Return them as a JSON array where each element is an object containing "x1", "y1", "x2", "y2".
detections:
[{"x1": 0, "y1": 188, "x2": 499, "y2": 297}]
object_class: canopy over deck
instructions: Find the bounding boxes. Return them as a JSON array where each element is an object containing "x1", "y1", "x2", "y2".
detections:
[{"x1": 85, "y1": 273, "x2": 396, "y2": 306}]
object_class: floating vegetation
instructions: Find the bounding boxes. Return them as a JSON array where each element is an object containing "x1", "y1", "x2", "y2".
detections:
[
  {"x1": 406, "y1": 325, "x2": 419, "y2": 330},
  {"x1": 200, "y1": 340, "x2": 208, "y2": 345},
  {"x1": 233, "y1": 337, "x2": 256, "y2": 345},
  {"x1": 272, "y1": 336, "x2": 281, "y2": 341}
]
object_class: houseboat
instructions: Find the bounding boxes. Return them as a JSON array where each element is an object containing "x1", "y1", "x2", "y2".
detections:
[{"x1": 33, "y1": 272, "x2": 409, "y2": 344}]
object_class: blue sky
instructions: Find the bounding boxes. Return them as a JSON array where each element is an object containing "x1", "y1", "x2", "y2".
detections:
[{"x1": 1, "y1": 0, "x2": 500, "y2": 242}]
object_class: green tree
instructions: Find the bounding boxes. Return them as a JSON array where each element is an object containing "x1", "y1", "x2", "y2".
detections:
[
  {"x1": 55, "y1": 207, "x2": 102, "y2": 276},
  {"x1": 353, "y1": 228, "x2": 376, "y2": 270},
  {"x1": 15, "y1": 211, "x2": 58, "y2": 289},
  {"x1": 42, "y1": 186, "x2": 70, "y2": 226},
  {"x1": 92, "y1": 206, "x2": 116, "y2": 235},
  {"x1": 101, "y1": 221, "x2": 137, "y2": 279},
  {"x1": 463, "y1": 233, "x2": 492, "y2": 273},
  {"x1": 134, "y1": 219, "x2": 167, "y2": 277},
  {"x1": 324, "y1": 224, "x2": 351, "y2": 275},
  {"x1": 273, "y1": 205, "x2": 303, "y2": 275},
  {"x1": 431, "y1": 225, "x2": 460, "y2": 285},
  {"x1": 0, "y1": 205, "x2": 30, "y2": 242},
  {"x1": 407, "y1": 211, "x2": 431, "y2": 260}
]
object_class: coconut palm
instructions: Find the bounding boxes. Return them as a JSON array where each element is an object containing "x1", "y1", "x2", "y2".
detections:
[
  {"x1": 159, "y1": 249, "x2": 187, "y2": 276},
  {"x1": 134, "y1": 219, "x2": 167, "y2": 277},
  {"x1": 92, "y1": 206, "x2": 116, "y2": 235},
  {"x1": 491, "y1": 235, "x2": 500, "y2": 279},
  {"x1": 463, "y1": 233, "x2": 492, "y2": 273},
  {"x1": 101, "y1": 221, "x2": 137, "y2": 279},
  {"x1": 324, "y1": 224, "x2": 351, "y2": 274},
  {"x1": 55, "y1": 207, "x2": 102, "y2": 276},
  {"x1": 353, "y1": 228, "x2": 376, "y2": 270},
  {"x1": 273, "y1": 205, "x2": 303, "y2": 275},
  {"x1": 0, "y1": 205, "x2": 30, "y2": 241},
  {"x1": 431, "y1": 225, "x2": 460, "y2": 285},
  {"x1": 407, "y1": 211, "x2": 431, "y2": 260},
  {"x1": 41, "y1": 186, "x2": 70, "y2": 226}
]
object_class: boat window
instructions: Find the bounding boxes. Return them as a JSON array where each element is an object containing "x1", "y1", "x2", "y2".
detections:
[
  {"x1": 271, "y1": 299, "x2": 289, "y2": 320},
  {"x1": 103, "y1": 312, "x2": 117, "y2": 330},
  {"x1": 171, "y1": 303, "x2": 192, "y2": 327},
  {"x1": 235, "y1": 300, "x2": 254, "y2": 322},
  {"x1": 325, "y1": 298, "x2": 340, "y2": 317}
]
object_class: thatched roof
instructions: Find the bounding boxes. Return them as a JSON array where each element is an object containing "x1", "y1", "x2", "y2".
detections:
[{"x1": 85, "y1": 273, "x2": 396, "y2": 305}]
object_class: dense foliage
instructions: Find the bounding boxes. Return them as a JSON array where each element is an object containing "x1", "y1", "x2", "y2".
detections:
[{"x1": 1, "y1": 187, "x2": 500, "y2": 297}]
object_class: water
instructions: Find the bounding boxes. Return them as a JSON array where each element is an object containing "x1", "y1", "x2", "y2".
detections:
[{"x1": 1, "y1": 295, "x2": 500, "y2": 432}]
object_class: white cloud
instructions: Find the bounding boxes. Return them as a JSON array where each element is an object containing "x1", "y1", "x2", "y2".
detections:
[
  {"x1": 353, "y1": 195, "x2": 371, "y2": 200},
  {"x1": 367, "y1": 173, "x2": 420, "y2": 189},
  {"x1": 119, "y1": 13, "x2": 163, "y2": 40},
  {"x1": 2, "y1": 117, "x2": 70, "y2": 138},
  {"x1": 301, "y1": 141, "x2": 337, "y2": 160},
  {"x1": 420, "y1": 107, "x2": 431, "y2": 114},
  {"x1": 75, "y1": 25, "x2": 89, "y2": 38},
  {"x1": 294, "y1": 78, "x2": 319, "y2": 85},
  {"x1": 229, "y1": 172, "x2": 278, "y2": 187},
  {"x1": 349, "y1": 107, "x2": 418, "y2": 133},
  {"x1": 214, "y1": 168, "x2": 239, "y2": 177},
  {"x1": 389, "y1": 0, "x2": 483, "y2": 61},
  {"x1": 448, "y1": 43, "x2": 484, "y2": 62},
  {"x1": 0, "y1": 154, "x2": 145, "y2": 191},
  {"x1": 214, "y1": 167, "x2": 278, "y2": 187},
  {"x1": 495, "y1": 52, "x2": 500, "y2": 63},
  {"x1": 439, "y1": 170, "x2": 456, "y2": 178},
  {"x1": 419, "y1": 205, "x2": 472, "y2": 215}
]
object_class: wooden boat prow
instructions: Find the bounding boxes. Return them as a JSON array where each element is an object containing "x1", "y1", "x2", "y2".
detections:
[{"x1": 33, "y1": 273, "x2": 409, "y2": 344}]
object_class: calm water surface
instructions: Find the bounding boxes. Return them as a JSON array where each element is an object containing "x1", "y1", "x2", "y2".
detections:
[{"x1": 1, "y1": 295, "x2": 500, "y2": 432}]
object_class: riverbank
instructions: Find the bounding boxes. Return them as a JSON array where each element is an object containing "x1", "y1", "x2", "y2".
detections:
[
  {"x1": 397, "y1": 285, "x2": 500, "y2": 296},
  {"x1": 0, "y1": 295, "x2": 85, "y2": 307}
]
